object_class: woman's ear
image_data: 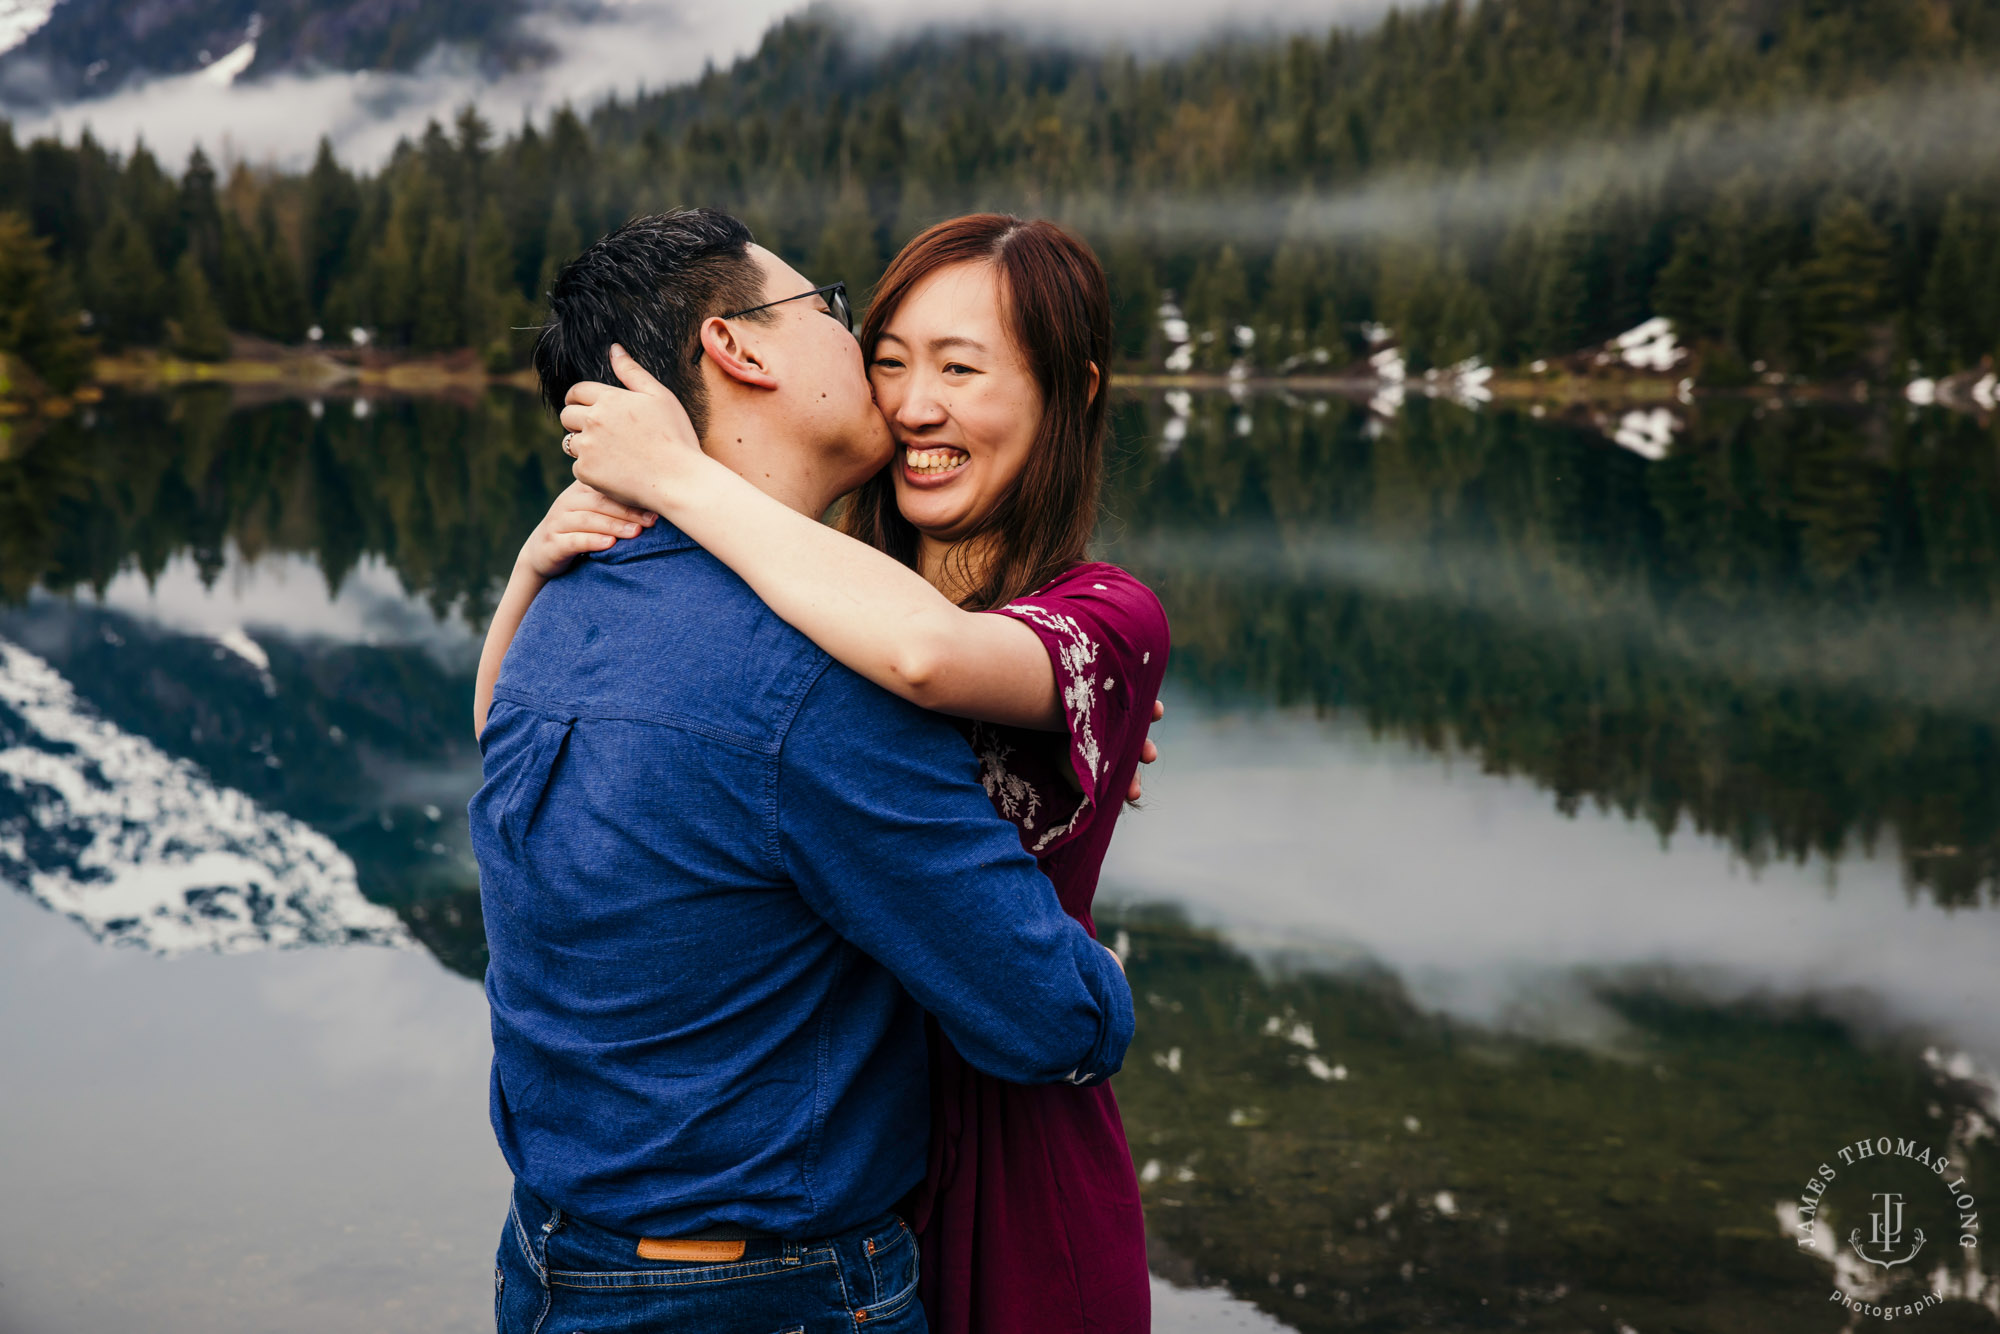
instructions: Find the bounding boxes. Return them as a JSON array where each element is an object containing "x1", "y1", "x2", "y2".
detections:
[
  {"x1": 1085, "y1": 360, "x2": 1102, "y2": 405},
  {"x1": 699, "y1": 316, "x2": 780, "y2": 392}
]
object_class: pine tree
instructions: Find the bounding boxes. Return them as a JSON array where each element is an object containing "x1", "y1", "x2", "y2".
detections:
[
  {"x1": 415, "y1": 214, "x2": 465, "y2": 351},
  {"x1": 179, "y1": 148, "x2": 226, "y2": 287},
  {"x1": 170, "y1": 250, "x2": 231, "y2": 362},
  {"x1": 537, "y1": 197, "x2": 581, "y2": 302},
  {"x1": 218, "y1": 214, "x2": 272, "y2": 338},
  {"x1": 1186, "y1": 245, "x2": 1250, "y2": 371},
  {"x1": 303, "y1": 138, "x2": 361, "y2": 316},
  {"x1": 808, "y1": 183, "x2": 880, "y2": 305},
  {"x1": 1919, "y1": 194, "x2": 1991, "y2": 371},
  {"x1": 84, "y1": 208, "x2": 168, "y2": 349},
  {"x1": 468, "y1": 201, "x2": 525, "y2": 370},
  {"x1": 1796, "y1": 195, "x2": 1893, "y2": 376},
  {"x1": 256, "y1": 195, "x2": 309, "y2": 341},
  {"x1": 0, "y1": 211, "x2": 95, "y2": 393}
]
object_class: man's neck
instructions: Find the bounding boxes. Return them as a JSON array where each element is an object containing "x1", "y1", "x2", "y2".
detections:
[{"x1": 700, "y1": 402, "x2": 841, "y2": 517}]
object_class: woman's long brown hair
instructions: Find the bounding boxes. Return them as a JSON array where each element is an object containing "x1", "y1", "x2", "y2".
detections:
[{"x1": 837, "y1": 214, "x2": 1111, "y2": 611}]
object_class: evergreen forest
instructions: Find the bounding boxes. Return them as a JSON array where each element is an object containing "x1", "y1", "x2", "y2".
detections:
[{"x1": 9, "y1": 0, "x2": 2000, "y2": 392}]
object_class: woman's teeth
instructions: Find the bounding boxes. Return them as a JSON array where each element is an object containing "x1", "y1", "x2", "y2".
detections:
[{"x1": 905, "y1": 445, "x2": 969, "y2": 475}]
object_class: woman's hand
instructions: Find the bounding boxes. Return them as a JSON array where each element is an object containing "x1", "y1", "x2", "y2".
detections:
[
  {"x1": 520, "y1": 481, "x2": 656, "y2": 580},
  {"x1": 560, "y1": 344, "x2": 705, "y2": 513},
  {"x1": 1128, "y1": 699, "x2": 1165, "y2": 802}
]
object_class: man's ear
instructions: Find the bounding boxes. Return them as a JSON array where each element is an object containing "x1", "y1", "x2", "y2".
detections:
[{"x1": 698, "y1": 316, "x2": 779, "y2": 391}]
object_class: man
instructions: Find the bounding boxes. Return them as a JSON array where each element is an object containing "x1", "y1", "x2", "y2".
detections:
[{"x1": 468, "y1": 209, "x2": 1134, "y2": 1334}]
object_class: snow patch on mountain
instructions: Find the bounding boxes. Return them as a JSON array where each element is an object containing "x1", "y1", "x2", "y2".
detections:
[
  {"x1": 0, "y1": 637, "x2": 409, "y2": 956},
  {"x1": 0, "y1": 0, "x2": 56, "y2": 57}
]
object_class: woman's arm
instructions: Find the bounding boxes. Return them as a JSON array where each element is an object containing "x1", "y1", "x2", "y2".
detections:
[
  {"x1": 472, "y1": 482, "x2": 655, "y2": 737},
  {"x1": 563, "y1": 348, "x2": 1067, "y2": 730}
]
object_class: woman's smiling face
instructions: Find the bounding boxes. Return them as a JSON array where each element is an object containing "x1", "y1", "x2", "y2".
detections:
[{"x1": 869, "y1": 260, "x2": 1044, "y2": 542}]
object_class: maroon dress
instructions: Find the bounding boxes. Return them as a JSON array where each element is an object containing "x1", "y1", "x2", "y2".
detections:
[{"x1": 912, "y1": 561, "x2": 1171, "y2": 1334}]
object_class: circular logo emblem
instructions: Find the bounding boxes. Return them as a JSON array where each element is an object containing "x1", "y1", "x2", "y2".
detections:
[{"x1": 1786, "y1": 1135, "x2": 1982, "y2": 1320}]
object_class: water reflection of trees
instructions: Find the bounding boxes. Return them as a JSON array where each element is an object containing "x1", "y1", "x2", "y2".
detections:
[
  {"x1": 1110, "y1": 906, "x2": 2000, "y2": 1333},
  {"x1": 0, "y1": 388, "x2": 568, "y2": 623},
  {"x1": 5, "y1": 389, "x2": 2000, "y2": 906},
  {"x1": 1102, "y1": 396, "x2": 2000, "y2": 906}
]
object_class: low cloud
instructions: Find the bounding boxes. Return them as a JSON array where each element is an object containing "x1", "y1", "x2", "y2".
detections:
[{"x1": 9, "y1": 0, "x2": 1385, "y2": 169}]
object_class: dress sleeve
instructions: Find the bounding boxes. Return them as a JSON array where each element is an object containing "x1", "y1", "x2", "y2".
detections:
[{"x1": 979, "y1": 564, "x2": 1171, "y2": 854}]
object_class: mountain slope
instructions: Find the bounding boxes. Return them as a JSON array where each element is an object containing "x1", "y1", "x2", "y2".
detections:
[{"x1": 0, "y1": 0, "x2": 541, "y2": 108}]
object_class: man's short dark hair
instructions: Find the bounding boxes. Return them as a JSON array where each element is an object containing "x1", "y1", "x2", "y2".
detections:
[{"x1": 533, "y1": 208, "x2": 770, "y2": 436}]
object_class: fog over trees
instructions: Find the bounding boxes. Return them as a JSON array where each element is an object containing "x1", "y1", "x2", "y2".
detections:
[{"x1": 7, "y1": 0, "x2": 2000, "y2": 389}]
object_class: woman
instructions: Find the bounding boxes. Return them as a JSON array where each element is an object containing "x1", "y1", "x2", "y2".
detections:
[{"x1": 479, "y1": 215, "x2": 1165, "y2": 1334}]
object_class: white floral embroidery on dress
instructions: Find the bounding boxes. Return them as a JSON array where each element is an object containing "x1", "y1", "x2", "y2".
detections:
[
  {"x1": 997, "y1": 597, "x2": 1107, "y2": 852},
  {"x1": 970, "y1": 724, "x2": 1041, "y2": 833},
  {"x1": 1000, "y1": 601, "x2": 1102, "y2": 782}
]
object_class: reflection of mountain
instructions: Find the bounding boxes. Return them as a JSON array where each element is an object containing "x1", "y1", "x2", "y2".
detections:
[
  {"x1": 1101, "y1": 394, "x2": 2000, "y2": 905},
  {"x1": 0, "y1": 590, "x2": 493, "y2": 976},
  {"x1": 0, "y1": 636, "x2": 407, "y2": 953},
  {"x1": 1108, "y1": 906, "x2": 2000, "y2": 1332}
]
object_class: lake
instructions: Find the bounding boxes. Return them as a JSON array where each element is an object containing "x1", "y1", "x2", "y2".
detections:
[{"x1": 2, "y1": 386, "x2": 1996, "y2": 1332}]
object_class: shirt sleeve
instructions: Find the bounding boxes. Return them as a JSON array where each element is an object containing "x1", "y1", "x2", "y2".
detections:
[
  {"x1": 979, "y1": 564, "x2": 1172, "y2": 854},
  {"x1": 775, "y1": 662, "x2": 1135, "y2": 1087}
]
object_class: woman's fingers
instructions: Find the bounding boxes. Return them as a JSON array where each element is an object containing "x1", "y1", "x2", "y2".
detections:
[
  {"x1": 567, "y1": 489, "x2": 654, "y2": 526},
  {"x1": 558, "y1": 508, "x2": 642, "y2": 538},
  {"x1": 609, "y1": 344, "x2": 669, "y2": 395},
  {"x1": 558, "y1": 530, "x2": 618, "y2": 554},
  {"x1": 565, "y1": 381, "x2": 606, "y2": 407},
  {"x1": 559, "y1": 403, "x2": 591, "y2": 433},
  {"x1": 1130, "y1": 703, "x2": 1164, "y2": 800}
]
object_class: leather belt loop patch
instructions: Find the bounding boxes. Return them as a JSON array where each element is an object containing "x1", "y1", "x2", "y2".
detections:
[{"x1": 636, "y1": 1238, "x2": 748, "y2": 1263}]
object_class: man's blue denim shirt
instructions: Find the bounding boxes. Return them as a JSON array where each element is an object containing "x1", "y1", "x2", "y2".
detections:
[{"x1": 470, "y1": 520, "x2": 1134, "y2": 1239}]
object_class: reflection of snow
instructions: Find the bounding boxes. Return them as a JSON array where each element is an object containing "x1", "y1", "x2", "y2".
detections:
[
  {"x1": 1924, "y1": 1046, "x2": 2000, "y2": 1144},
  {"x1": 0, "y1": 638, "x2": 408, "y2": 957},
  {"x1": 1367, "y1": 347, "x2": 1407, "y2": 417},
  {"x1": 1160, "y1": 391, "x2": 1191, "y2": 456},
  {"x1": 1164, "y1": 344, "x2": 1194, "y2": 374},
  {"x1": 1444, "y1": 357, "x2": 1493, "y2": 406},
  {"x1": 1611, "y1": 317, "x2": 1685, "y2": 371},
  {"x1": 0, "y1": 0, "x2": 55, "y2": 54},
  {"x1": 209, "y1": 627, "x2": 278, "y2": 696},
  {"x1": 1907, "y1": 378, "x2": 1938, "y2": 405},
  {"x1": 1613, "y1": 408, "x2": 1678, "y2": 460},
  {"x1": 1368, "y1": 383, "x2": 1405, "y2": 416}
]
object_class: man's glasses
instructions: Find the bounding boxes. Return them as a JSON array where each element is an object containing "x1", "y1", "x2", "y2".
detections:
[{"x1": 689, "y1": 282, "x2": 851, "y2": 364}]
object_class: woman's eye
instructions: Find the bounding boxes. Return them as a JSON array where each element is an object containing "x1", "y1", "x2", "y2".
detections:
[
  {"x1": 945, "y1": 364, "x2": 975, "y2": 376},
  {"x1": 871, "y1": 358, "x2": 904, "y2": 370}
]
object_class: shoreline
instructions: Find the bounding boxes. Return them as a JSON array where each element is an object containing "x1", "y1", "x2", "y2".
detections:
[{"x1": 0, "y1": 348, "x2": 1921, "y2": 417}]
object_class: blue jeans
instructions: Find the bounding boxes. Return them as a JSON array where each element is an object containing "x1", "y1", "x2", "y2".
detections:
[{"x1": 496, "y1": 1181, "x2": 927, "y2": 1334}]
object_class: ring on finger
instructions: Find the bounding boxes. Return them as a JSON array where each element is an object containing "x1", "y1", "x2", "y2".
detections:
[{"x1": 561, "y1": 432, "x2": 577, "y2": 457}]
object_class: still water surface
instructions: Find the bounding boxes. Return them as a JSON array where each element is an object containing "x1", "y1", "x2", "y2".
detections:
[{"x1": 2, "y1": 389, "x2": 1997, "y2": 1332}]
